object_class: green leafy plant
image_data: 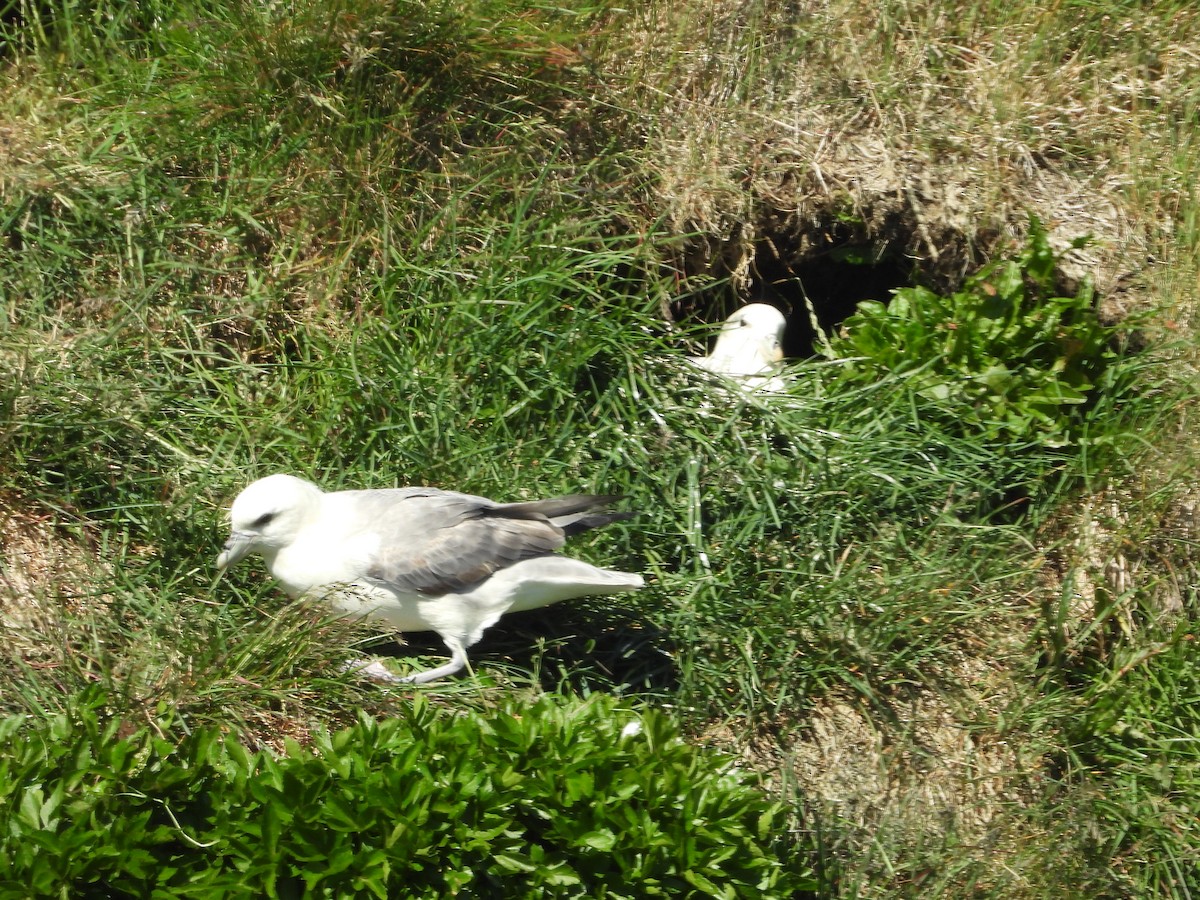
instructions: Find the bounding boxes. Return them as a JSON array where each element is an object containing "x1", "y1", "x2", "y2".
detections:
[
  {"x1": 830, "y1": 219, "x2": 1122, "y2": 448},
  {"x1": 0, "y1": 690, "x2": 818, "y2": 898}
]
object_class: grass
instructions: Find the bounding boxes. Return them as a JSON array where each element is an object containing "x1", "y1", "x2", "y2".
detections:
[{"x1": 1, "y1": 0, "x2": 1199, "y2": 895}]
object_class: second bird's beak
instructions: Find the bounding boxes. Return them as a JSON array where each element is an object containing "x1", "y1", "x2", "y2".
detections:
[{"x1": 216, "y1": 532, "x2": 255, "y2": 571}]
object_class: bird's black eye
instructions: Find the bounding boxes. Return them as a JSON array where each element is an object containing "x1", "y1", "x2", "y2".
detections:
[{"x1": 252, "y1": 512, "x2": 276, "y2": 528}]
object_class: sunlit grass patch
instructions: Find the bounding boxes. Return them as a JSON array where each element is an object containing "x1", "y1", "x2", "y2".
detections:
[{"x1": 1, "y1": 0, "x2": 1199, "y2": 895}]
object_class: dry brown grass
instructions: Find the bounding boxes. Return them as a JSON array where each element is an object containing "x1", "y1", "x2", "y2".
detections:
[
  {"x1": 0, "y1": 487, "x2": 105, "y2": 690},
  {"x1": 0, "y1": 489, "x2": 98, "y2": 616},
  {"x1": 599, "y1": 0, "x2": 1199, "y2": 313}
]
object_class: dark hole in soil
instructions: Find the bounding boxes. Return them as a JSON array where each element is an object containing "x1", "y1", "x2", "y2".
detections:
[
  {"x1": 681, "y1": 232, "x2": 912, "y2": 362},
  {"x1": 751, "y1": 242, "x2": 915, "y2": 358}
]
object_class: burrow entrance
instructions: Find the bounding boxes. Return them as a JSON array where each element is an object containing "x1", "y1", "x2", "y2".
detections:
[
  {"x1": 748, "y1": 241, "x2": 914, "y2": 358},
  {"x1": 671, "y1": 208, "x2": 978, "y2": 359}
]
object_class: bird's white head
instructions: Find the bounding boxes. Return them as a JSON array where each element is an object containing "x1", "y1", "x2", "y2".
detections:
[
  {"x1": 216, "y1": 474, "x2": 324, "y2": 571},
  {"x1": 710, "y1": 303, "x2": 787, "y2": 372}
]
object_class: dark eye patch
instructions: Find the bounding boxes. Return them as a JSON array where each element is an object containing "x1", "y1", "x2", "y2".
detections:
[{"x1": 252, "y1": 511, "x2": 276, "y2": 528}]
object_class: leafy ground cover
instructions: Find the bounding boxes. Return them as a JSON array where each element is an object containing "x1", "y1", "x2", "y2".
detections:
[
  {"x1": 1, "y1": 0, "x2": 1198, "y2": 896},
  {"x1": 0, "y1": 691, "x2": 815, "y2": 897}
]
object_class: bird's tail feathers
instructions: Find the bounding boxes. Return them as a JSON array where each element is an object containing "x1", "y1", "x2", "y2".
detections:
[
  {"x1": 557, "y1": 509, "x2": 636, "y2": 536},
  {"x1": 492, "y1": 494, "x2": 634, "y2": 535}
]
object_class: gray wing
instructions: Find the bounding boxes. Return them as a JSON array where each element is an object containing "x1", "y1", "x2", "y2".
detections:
[{"x1": 350, "y1": 489, "x2": 629, "y2": 596}]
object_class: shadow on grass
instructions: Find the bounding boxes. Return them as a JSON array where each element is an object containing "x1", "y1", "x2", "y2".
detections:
[{"x1": 364, "y1": 602, "x2": 678, "y2": 697}]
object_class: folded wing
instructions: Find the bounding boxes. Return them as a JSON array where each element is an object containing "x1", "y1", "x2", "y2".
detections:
[{"x1": 356, "y1": 489, "x2": 632, "y2": 596}]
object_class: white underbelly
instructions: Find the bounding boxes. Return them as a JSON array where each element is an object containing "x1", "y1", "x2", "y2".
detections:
[{"x1": 313, "y1": 582, "x2": 436, "y2": 634}]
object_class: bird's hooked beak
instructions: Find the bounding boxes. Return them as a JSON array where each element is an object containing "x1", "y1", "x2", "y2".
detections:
[{"x1": 216, "y1": 531, "x2": 255, "y2": 572}]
